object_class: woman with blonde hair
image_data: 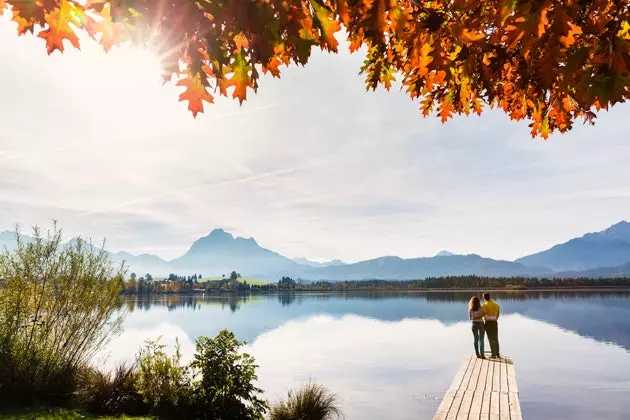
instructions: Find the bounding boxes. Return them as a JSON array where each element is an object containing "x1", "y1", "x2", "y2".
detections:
[{"x1": 469, "y1": 296, "x2": 486, "y2": 358}]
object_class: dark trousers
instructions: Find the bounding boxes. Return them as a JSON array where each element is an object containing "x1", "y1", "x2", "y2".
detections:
[
  {"x1": 485, "y1": 320, "x2": 500, "y2": 356},
  {"x1": 472, "y1": 322, "x2": 485, "y2": 356}
]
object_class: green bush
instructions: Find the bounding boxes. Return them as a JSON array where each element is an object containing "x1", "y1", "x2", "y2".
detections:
[
  {"x1": 269, "y1": 382, "x2": 342, "y2": 420},
  {"x1": 0, "y1": 223, "x2": 124, "y2": 405},
  {"x1": 135, "y1": 338, "x2": 189, "y2": 415},
  {"x1": 189, "y1": 330, "x2": 268, "y2": 420}
]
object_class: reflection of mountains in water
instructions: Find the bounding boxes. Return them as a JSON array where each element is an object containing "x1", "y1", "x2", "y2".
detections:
[{"x1": 123, "y1": 291, "x2": 630, "y2": 351}]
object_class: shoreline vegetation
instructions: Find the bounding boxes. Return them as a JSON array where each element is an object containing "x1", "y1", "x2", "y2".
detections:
[{"x1": 0, "y1": 225, "x2": 342, "y2": 420}]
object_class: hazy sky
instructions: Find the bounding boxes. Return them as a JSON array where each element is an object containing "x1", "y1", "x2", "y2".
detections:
[{"x1": 2, "y1": 16, "x2": 630, "y2": 262}]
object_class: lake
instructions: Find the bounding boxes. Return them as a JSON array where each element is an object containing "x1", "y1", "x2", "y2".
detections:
[{"x1": 100, "y1": 291, "x2": 630, "y2": 420}]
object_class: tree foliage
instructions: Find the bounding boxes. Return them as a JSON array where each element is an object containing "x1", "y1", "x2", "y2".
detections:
[
  {"x1": 1, "y1": 0, "x2": 629, "y2": 137},
  {"x1": 0, "y1": 222, "x2": 124, "y2": 403},
  {"x1": 189, "y1": 330, "x2": 268, "y2": 419}
]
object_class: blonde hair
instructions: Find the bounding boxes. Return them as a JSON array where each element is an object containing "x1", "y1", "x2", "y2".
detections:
[{"x1": 469, "y1": 296, "x2": 481, "y2": 311}]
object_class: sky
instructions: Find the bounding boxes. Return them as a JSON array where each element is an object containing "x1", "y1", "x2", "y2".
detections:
[{"x1": 2, "y1": 15, "x2": 630, "y2": 263}]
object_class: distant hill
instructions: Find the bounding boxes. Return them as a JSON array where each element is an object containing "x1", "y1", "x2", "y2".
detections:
[
  {"x1": 0, "y1": 230, "x2": 32, "y2": 251},
  {"x1": 302, "y1": 254, "x2": 549, "y2": 281},
  {"x1": 516, "y1": 221, "x2": 630, "y2": 271},
  {"x1": 110, "y1": 251, "x2": 170, "y2": 276},
  {"x1": 435, "y1": 250, "x2": 456, "y2": 257},
  {"x1": 292, "y1": 257, "x2": 345, "y2": 268},
  {"x1": 555, "y1": 262, "x2": 630, "y2": 279}
]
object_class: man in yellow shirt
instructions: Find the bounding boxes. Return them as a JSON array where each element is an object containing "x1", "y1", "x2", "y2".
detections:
[{"x1": 482, "y1": 292, "x2": 501, "y2": 358}]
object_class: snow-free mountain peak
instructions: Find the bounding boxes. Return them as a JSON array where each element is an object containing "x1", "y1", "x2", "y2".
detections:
[
  {"x1": 516, "y1": 220, "x2": 630, "y2": 271},
  {"x1": 436, "y1": 250, "x2": 455, "y2": 257},
  {"x1": 598, "y1": 220, "x2": 630, "y2": 242},
  {"x1": 293, "y1": 257, "x2": 346, "y2": 268}
]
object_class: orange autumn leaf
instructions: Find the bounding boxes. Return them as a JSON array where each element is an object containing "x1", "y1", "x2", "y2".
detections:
[
  {"x1": 228, "y1": 52, "x2": 252, "y2": 104},
  {"x1": 234, "y1": 32, "x2": 248, "y2": 52},
  {"x1": 460, "y1": 28, "x2": 485, "y2": 42},
  {"x1": 87, "y1": 3, "x2": 127, "y2": 52},
  {"x1": 177, "y1": 72, "x2": 214, "y2": 118},
  {"x1": 417, "y1": 42, "x2": 434, "y2": 77},
  {"x1": 37, "y1": 0, "x2": 81, "y2": 54},
  {"x1": 262, "y1": 57, "x2": 282, "y2": 77},
  {"x1": 560, "y1": 22, "x2": 582, "y2": 47},
  {"x1": 439, "y1": 94, "x2": 455, "y2": 123},
  {"x1": 10, "y1": 0, "x2": 48, "y2": 35},
  {"x1": 537, "y1": 8, "x2": 549, "y2": 38},
  {"x1": 336, "y1": 0, "x2": 350, "y2": 26}
]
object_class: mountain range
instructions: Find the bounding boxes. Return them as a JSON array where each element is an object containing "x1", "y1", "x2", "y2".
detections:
[{"x1": 4, "y1": 221, "x2": 630, "y2": 281}]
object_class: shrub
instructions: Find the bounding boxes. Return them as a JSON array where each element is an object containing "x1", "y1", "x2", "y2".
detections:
[
  {"x1": 76, "y1": 363, "x2": 146, "y2": 416},
  {"x1": 269, "y1": 382, "x2": 342, "y2": 420},
  {"x1": 135, "y1": 337, "x2": 189, "y2": 415},
  {"x1": 0, "y1": 223, "x2": 124, "y2": 405},
  {"x1": 189, "y1": 330, "x2": 268, "y2": 420}
]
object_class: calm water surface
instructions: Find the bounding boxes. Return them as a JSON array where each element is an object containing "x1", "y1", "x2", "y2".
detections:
[{"x1": 100, "y1": 291, "x2": 630, "y2": 420}]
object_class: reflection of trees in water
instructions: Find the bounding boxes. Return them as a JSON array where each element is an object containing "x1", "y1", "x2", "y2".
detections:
[
  {"x1": 423, "y1": 291, "x2": 630, "y2": 303},
  {"x1": 124, "y1": 294, "x2": 261, "y2": 313},
  {"x1": 122, "y1": 290, "x2": 630, "y2": 313},
  {"x1": 277, "y1": 293, "x2": 305, "y2": 306}
]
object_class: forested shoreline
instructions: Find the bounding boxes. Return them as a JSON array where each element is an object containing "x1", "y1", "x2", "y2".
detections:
[{"x1": 121, "y1": 275, "x2": 630, "y2": 295}]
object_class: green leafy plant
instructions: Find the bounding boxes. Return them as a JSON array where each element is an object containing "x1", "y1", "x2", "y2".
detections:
[
  {"x1": 189, "y1": 330, "x2": 268, "y2": 420},
  {"x1": 135, "y1": 337, "x2": 189, "y2": 414},
  {"x1": 269, "y1": 382, "x2": 342, "y2": 420}
]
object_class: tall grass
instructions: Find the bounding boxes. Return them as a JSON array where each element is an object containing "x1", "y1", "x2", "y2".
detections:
[
  {"x1": 0, "y1": 223, "x2": 125, "y2": 404},
  {"x1": 269, "y1": 382, "x2": 343, "y2": 420},
  {"x1": 76, "y1": 363, "x2": 146, "y2": 416}
]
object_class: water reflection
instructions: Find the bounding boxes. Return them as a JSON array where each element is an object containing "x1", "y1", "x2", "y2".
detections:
[
  {"x1": 108, "y1": 308, "x2": 630, "y2": 419},
  {"x1": 122, "y1": 291, "x2": 630, "y2": 351}
]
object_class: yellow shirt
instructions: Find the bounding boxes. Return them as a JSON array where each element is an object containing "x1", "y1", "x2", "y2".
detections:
[{"x1": 482, "y1": 300, "x2": 500, "y2": 320}]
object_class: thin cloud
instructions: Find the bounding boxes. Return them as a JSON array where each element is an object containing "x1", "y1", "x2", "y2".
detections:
[{"x1": 79, "y1": 162, "x2": 321, "y2": 217}]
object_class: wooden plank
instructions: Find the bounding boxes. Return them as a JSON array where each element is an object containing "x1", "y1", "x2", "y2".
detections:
[
  {"x1": 502, "y1": 359, "x2": 513, "y2": 420},
  {"x1": 506, "y1": 357, "x2": 518, "y2": 394},
  {"x1": 469, "y1": 358, "x2": 488, "y2": 419},
  {"x1": 434, "y1": 357, "x2": 475, "y2": 419},
  {"x1": 466, "y1": 357, "x2": 483, "y2": 390},
  {"x1": 481, "y1": 357, "x2": 494, "y2": 418},
  {"x1": 446, "y1": 357, "x2": 478, "y2": 420},
  {"x1": 490, "y1": 359, "x2": 501, "y2": 417},
  {"x1": 499, "y1": 391, "x2": 510, "y2": 419},
  {"x1": 461, "y1": 356, "x2": 483, "y2": 419},
  {"x1": 506, "y1": 356, "x2": 522, "y2": 420},
  {"x1": 500, "y1": 358, "x2": 509, "y2": 394},
  {"x1": 508, "y1": 393, "x2": 522, "y2": 416},
  {"x1": 456, "y1": 390, "x2": 476, "y2": 420}
]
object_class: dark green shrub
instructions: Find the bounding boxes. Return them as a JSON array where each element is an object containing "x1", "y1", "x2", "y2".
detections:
[
  {"x1": 189, "y1": 330, "x2": 268, "y2": 420},
  {"x1": 270, "y1": 382, "x2": 342, "y2": 420}
]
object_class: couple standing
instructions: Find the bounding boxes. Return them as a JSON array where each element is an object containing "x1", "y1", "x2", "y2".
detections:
[{"x1": 468, "y1": 292, "x2": 500, "y2": 359}]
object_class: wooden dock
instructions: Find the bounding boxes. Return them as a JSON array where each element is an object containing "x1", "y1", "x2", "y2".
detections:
[{"x1": 433, "y1": 355, "x2": 522, "y2": 420}]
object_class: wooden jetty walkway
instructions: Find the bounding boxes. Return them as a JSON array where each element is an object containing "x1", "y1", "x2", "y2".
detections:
[{"x1": 434, "y1": 355, "x2": 522, "y2": 420}]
